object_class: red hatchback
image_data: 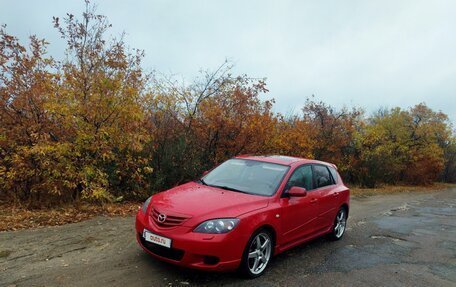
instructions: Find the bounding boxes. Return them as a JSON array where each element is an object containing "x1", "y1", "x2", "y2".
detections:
[{"x1": 136, "y1": 155, "x2": 350, "y2": 277}]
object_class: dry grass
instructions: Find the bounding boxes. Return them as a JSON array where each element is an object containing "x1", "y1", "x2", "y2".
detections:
[
  {"x1": 350, "y1": 182, "x2": 456, "y2": 197},
  {"x1": 0, "y1": 202, "x2": 141, "y2": 232},
  {"x1": 0, "y1": 250, "x2": 12, "y2": 258}
]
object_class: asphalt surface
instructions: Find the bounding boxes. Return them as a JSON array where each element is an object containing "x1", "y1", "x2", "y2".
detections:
[{"x1": 1, "y1": 188, "x2": 455, "y2": 287}]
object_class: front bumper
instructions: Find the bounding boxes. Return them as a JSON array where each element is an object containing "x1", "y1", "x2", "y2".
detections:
[{"x1": 135, "y1": 211, "x2": 248, "y2": 272}]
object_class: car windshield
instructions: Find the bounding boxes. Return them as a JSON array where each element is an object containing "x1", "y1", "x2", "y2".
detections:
[{"x1": 202, "y1": 159, "x2": 289, "y2": 196}]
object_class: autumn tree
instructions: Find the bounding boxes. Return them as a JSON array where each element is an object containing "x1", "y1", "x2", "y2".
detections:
[
  {"x1": 0, "y1": 2, "x2": 153, "y2": 206},
  {"x1": 402, "y1": 104, "x2": 450, "y2": 184},
  {"x1": 442, "y1": 137, "x2": 456, "y2": 183},
  {"x1": 354, "y1": 104, "x2": 450, "y2": 187},
  {"x1": 303, "y1": 98, "x2": 363, "y2": 174},
  {"x1": 146, "y1": 62, "x2": 275, "y2": 190},
  {"x1": 51, "y1": 1, "x2": 152, "y2": 201},
  {"x1": 0, "y1": 26, "x2": 63, "y2": 205},
  {"x1": 264, "y1": 114, "x2": 314, "y2": 158}
]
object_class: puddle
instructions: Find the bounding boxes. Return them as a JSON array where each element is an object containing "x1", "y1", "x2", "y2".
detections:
[
  {"x1": 429, "y1": 264, "x2": 456, "y2": 282},
  {"x1": 374, "y1": 216, "x2": 435, "y2": 234},
  {"x1": 370, "y1": 235, "x2": 406, "y2": 242},
  {"x1": 370, "y1": 234, "x2": 416, "y2": 248}
]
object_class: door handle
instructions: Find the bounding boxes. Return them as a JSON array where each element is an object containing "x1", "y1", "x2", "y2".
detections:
[
  {"x1": 333, "y1": 192, "x2": 339, "y2": 197},
  {"x1": 310, "y1": 198, "x2": 318, "y2": 204}
]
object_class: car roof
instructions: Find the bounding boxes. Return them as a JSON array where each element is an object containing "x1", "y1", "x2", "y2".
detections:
[{"x1": 234, "y1": 155, "x2": 337, "y2": 169}]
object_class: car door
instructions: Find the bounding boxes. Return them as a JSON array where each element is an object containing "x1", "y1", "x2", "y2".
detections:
[
  {"x1": 279, "y1": 165, "x2": 321, "y2": 245},
  {"x1": 312, "y1": 164, "x2": 338, "y2": 230}
]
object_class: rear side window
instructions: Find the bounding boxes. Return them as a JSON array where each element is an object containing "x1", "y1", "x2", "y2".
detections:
[
  {"x1": 313, "y1": 165, "x2": 333, "y2": 188},
  {"x1": 328, "y1": 166, "x2": 338, "y2": 183}
]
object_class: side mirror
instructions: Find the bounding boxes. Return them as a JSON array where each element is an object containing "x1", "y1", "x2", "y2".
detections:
[
  {"x1": 288, "y1": 186, "x2": 307, "y2": 197},
  {"x1": 202, "y1": 170, "x2": 209, "y2": 176}
]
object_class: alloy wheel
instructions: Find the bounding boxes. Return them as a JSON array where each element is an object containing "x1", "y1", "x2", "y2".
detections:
[
  {"x1": 334, "y1": 209, "x2": 346, "y2": 238},
  {"x1": 247, "y1": 232, "x2": 272, "y2": 275}
]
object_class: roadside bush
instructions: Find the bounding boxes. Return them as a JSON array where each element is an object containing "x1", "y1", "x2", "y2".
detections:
[
  {"x1": 0, "y1": 4, "x2": 153, "y2": 205},
  {"x1": 442, "y1": 139, "x2": 456, "y2": 183}
]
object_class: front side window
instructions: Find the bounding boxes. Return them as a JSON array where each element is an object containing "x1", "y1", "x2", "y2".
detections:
[
  {"x1": 286, "y1": 165, "x2": 313, "y2": 191},
  {"x1": 313, "y1": 165, "x2": 333, "y2": 188},
  {"x1": 202, "y1": 159, "x2": 289, "y2": 196}
]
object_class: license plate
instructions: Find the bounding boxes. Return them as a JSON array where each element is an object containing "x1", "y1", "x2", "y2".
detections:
[{"x1": 143, "y1": 229, "x2": 172, "y2": 248}]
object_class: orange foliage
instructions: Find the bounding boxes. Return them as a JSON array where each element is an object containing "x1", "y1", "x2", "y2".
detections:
[{"x1": 0, "y1": 2, "x2": 454, "y2": 207}]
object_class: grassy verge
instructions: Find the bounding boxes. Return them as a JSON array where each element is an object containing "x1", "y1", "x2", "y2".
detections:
[
  {"x1": 350, "y1": 182, "x2": 456, "y2": 197},
  {"x1": 0, "y1": 202, "x2": 141, "y2": 232}
]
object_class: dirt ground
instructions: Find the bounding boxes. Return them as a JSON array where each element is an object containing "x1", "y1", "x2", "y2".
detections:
[{"x1": 1, "y1": 188, "x2": 455, "y2": 287}]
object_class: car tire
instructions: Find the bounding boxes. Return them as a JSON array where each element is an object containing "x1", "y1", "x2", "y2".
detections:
[
  {"x1": 239, "y1": 229, "x2": 273, "y2": 278},
  {"x1": 329, "y1": 207, "x2": 347, "y2": 240}
]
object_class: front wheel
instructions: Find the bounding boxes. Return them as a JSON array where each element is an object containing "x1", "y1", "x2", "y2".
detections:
[
  {"x1": 329, "y1": 207, "x2": 347, "y2": 240},
  {"x1": 240, "y1": 230, "x2": 273, "y2": 278}
]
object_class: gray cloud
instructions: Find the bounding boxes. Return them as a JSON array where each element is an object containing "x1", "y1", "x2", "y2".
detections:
[{"x1": 1, "y1": 0, "x2": 455, "y2": 124}]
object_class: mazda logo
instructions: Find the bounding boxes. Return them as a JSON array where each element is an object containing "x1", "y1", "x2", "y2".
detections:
[{"x1": 157, "y1": 213, "x2": 166, "y2": 223}]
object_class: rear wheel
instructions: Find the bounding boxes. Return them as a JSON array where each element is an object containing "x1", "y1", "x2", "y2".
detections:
[
  {"x1": 240, "y1": 230, "x2": 273, "y2": 278},
  {"x1": 329, "y1": 207, "x2": 347, "y2": 240}
]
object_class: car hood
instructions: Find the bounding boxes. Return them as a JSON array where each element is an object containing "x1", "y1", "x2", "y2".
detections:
[{"x1": 150, "y1": 182, "x2": 269, "y2": 226}]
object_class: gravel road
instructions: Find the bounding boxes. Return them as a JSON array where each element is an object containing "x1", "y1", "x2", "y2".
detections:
[{"x1": 1, "y1": 188, "x2": 455, "y2": 287}]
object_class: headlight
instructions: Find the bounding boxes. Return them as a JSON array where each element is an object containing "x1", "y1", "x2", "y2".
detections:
[
  {"x1": 141, "y1": 196, "x2": 152, "y2": 214},
  {"x1": 193, "y1": 218, "x2": 239, "y2": 234}
]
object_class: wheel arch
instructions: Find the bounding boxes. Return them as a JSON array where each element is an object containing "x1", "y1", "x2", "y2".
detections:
[
  {"x1": 253, "y1": 224, "x2": 277, "y2": 254},
  {"x1": 340, "y1": 203, "x2": 349, "y2": 218}
]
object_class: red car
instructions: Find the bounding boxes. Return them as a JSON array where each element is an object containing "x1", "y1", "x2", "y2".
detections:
[{"x1": 136, "y1": 155, "x2": 350, "y2": 277}]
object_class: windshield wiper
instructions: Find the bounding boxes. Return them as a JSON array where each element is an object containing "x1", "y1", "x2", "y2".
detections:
[
  {"x1": 196, "y1": 178, "x2": 208, "y2": 186},
  {"x1": 210, "y1": 184, "x2": 248, "y2": 194},
  {"x1": 196, "y1": 179, "x2": 248, "y2": 194}
]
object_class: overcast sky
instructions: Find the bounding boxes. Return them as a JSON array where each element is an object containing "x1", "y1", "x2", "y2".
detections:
[{"x1": 1, "y1": 0, "x2": 455, "y2": 124}]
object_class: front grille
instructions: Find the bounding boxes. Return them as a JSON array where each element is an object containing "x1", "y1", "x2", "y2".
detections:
[
  {"x1": 139, "y1": 233, "x2": 184, "y2": 261},
  {"x1": 151, "y1": 208, "x2": 189, "y2": 227}
]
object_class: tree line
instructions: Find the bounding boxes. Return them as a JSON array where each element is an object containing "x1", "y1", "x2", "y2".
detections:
[{"x1": 1, "y1": 4, "x2": 454, "y2": 206}]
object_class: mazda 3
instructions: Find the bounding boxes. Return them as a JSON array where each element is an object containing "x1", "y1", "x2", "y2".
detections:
[{"x1": 135, "y1": 155, "x2": 350, "y2": 277}]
